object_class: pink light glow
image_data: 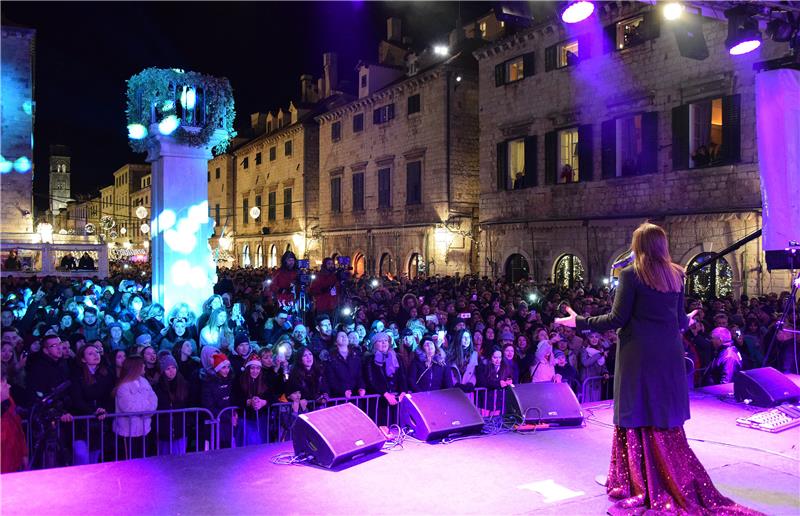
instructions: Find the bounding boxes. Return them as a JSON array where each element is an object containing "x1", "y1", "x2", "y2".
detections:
[{"x1": 561, "y1": 1, "x2": 595, "y2": 24}]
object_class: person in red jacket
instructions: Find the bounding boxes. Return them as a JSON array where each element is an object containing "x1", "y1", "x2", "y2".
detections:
[
  {"x1": 1, "y1": 368, "x2": 28, "y2": 473},
  {"x1": 269, "y1": 252, "x2": 298, "y2": 308},
  {"x1": 309, "y1": 257, "x2": 341, "y2": 318}
]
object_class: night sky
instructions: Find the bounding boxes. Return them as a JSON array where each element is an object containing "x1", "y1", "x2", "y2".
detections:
[{"x1": 2, "y1": 1, "x2": 510, "y2": 211}]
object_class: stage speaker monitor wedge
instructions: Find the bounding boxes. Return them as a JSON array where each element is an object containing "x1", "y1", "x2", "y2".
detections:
[
  {"x1": 292, "y1": 402, "x2": 386, "y2": 469},
  {"x1": 399, "y1": 388, "x2": 484, "y2": 441},
  {"x1": 734, "y1": 367, "x2": 800, "y2": 407},
  {"x1": 505, "y1": 382, "x2": 584, "y2": 427}
]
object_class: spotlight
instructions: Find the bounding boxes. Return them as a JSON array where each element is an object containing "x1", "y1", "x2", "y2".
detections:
[
  {"x1": 341, "y1": 306, "x2": 352, "y2": 317},
  {"x1": 433, "y1": 45, "x2": 449, "y2": 56},
  {"x1": 528, "y1": 293, "x2": 537, "y2": 302},
  {"x1": 725, "y1": 6, "x2": 762, "y2": 56},
  {"x1": 310, "y1": 274, "x2": 316, "y2": 280},
  {"x1": 663, "y1": 2, "x2": 684, "y2": 21},
  {"x1": 370, "y1": 279, "x2": 379, "y2": 288},
  {"x1": 560, "y1": 1, "x2": 595, "y2": 24},
  {"x1": 455, "y1": 75, "x2": 462, "y2": 82}
]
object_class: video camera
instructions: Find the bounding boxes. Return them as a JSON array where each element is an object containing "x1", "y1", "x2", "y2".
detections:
[
  {"x1": 297, "y1": 259, "x2": 312, "y2": 286},
  {"x1": 335, "y1": 256, "x2": 352, "y2": 282}
]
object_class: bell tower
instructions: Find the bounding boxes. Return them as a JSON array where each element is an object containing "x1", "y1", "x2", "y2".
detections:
[{"x1": 49, "y1": 144, "x2": 71, "y2": 213}]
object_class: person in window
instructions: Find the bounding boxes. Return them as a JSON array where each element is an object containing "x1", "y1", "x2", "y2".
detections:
[
  {"x1": 556, "y1": 222, "x2": 754, "y2": 514},
  {"x1": 691, "y1": 145, "x2": 710, "y2": 167},
  {"x1": 4, "y1": 250, "x2": 21, "y2": 271},
  {"x1": 60, "y1": 253, "x2": 77, "y2": 270},
  {"x1": 513, "y1": 171, "x2": 525, "y2": 190},
  {"x1": 560, "y1": 164, "x2": 574, "y2": 183},
  {"x1": 708, "y1": 142, "x2": 720, "y2": 165},
  {"x1": 78, "y1": 252, "x2": 95, "y2": 270}
]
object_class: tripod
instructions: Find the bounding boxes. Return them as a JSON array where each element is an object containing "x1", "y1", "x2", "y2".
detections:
[
  {"x1": 762, "y1": 269, "x2": 800, "y2": 374},
  {"x1": 28, "y1": 405, "x2": 66, "y2": 470}
]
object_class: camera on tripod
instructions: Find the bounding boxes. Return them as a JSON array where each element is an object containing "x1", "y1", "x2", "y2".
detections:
[
  {"x1": 29, "y1": 380, "x2": 71, "y2": 469},
  {"x1": 297, "y1": 259, "x2": 311, "y2": 286},
  {"x1": 335, "y1": 256, "x2": 352, "y2": 282}
]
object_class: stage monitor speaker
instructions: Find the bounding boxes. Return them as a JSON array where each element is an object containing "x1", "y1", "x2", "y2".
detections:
[
  {"x1": 505, "y1": 382, "x2": 584, "y2": 427},
  {"x1": 292, "y1": 402, "x2": 386, "y2": 468},
  {"x1": 672, "y1": 15, "x2": 709, "y2": 60},
  {"x1": 734, "y1": 367, "x2": 800, "y2": 407},
  {"x1": 399, "y1": 388, "x2": 484, "y2": 441}
]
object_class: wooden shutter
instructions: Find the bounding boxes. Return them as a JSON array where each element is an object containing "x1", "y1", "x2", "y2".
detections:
[
  {"x1": 671, "y1": 104, "x2": 690, "y2": 170},
  {"x1": 603, "y1": 23, "x2": 617, "y2": 53},
  {"x1": 496, "y1": 141, "x2": 508, "y2": 191},
  {"x1": 641, "y1": 111, "x2": 659, "y2": 175},
  {"x1": 641, "y1": 10, "x2": 661, "y2": 41},
  {"x1": 524, "y1": 135, "x2": 537, "y2": 187},
  {"x1": 545, "y1": 45, "x2": 557, "y2": 72},
  {"x1": 544, "y1": 131, "x2": 557, "y2": 184},
  {"x1": 495, "y1": 63, "x2": 505, "y2": 86},
  {"x1": 601, "y1": 119, "x2": 617, "y2": 179},
  {"x1": 722, "y1": 94, "x2": 741, "y2": 163},
  {"x1": 578, "y1": 124, "x2": 594, "y2": 182},
  {"x1": 522, "y1": 52, "x2": 535, "y2": 78}
]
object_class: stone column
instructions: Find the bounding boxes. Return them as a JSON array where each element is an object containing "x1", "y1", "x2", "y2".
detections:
[{"x1": 147, "y1": 129, "x2": 227, "y2": 316}]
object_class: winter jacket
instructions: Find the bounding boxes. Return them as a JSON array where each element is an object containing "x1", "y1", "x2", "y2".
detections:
[
  {"x1": 324, "y1": 350, "x2": 364, "y2": 397},
  {"x1": 364, "y1": 353, "x2": 408, "y2": 395},
  {"x1": 407, "y1": 357, "x2": 454, "y2": 392},
  {"x1": 308, "y1": 271, "x2": 339, "y2": 313},
  {"x1": 201, "y1": 371, "x2": 234, "y2": 417},
  {"x1": 113, "y1": 377, "x2": 158, "y2": 437},
  {"x1": 154, "y1": 378, "x2": 190, "y2": 440},
  {"x1": 1, "y1": 397, "x2": 27, "y2": 473}
]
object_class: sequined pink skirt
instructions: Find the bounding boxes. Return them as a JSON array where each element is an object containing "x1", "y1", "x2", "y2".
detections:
[{"x1": 606, "y1": 426, "x2": 762, "y2": 515}]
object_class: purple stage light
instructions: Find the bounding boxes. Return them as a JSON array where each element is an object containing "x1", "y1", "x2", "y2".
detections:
[
  {"x1": 728, "y1": 39, "x2": 761, "y2": 55},
  {"x1": 561, "y1": 1, "x2": 595, "y2": 24}
]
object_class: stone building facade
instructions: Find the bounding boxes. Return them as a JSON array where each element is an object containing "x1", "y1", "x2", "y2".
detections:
[
  {"x1": 111, "y1": 164, "x2": 149, "y2": 242},
  {"x1": 474, "y1": 3, "x2": 793, "y2": 297},
  {"x1": 315, "y1": 20, "x2": 498, "y2": 278},
  {"x1": 1, "y1": 24, "x2": 35, "y2": 236},
  {"x1": 48, "y1": 145, "x2": 72, "y2": 215}
]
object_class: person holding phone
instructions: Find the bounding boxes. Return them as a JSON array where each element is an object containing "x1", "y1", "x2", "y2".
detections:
[
  {"x1": 555, "y1": 222, "x2": 752, "y2": 514},
  {"x1": 309, "y1": 257, "x2": 341, "y2": 318}
]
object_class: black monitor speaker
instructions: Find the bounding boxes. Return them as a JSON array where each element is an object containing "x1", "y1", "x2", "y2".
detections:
[
  {"x1": 734, "y1": 367, "x2": 800, "y2": 407},
  {"x1": 504, "y1": 382, "x2": 584, "y2": 427},
  {"x1": 399, "y1": 388, "x2": 484, "y2": 441}
]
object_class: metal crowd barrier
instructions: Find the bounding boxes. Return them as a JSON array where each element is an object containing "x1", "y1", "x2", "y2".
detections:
[{"x1": 579, "y1": 375, "x2": 614, "y2": 403}]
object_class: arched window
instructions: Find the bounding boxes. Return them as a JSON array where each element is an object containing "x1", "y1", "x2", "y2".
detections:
[
  {"x1": 687, "y1": 253, "x2": 732, "y2": 299},
  {"x1": 255, "y1": 245, "x2": 263, "y2": 267},
  {"x1": 379, "y1": 252, "x2": 393, "y2": 276},
  {"x1": 554, "y1": 254, "x2": 584, "y2": 288},
  {"x1": 408, "y1": 253, "x2": 422, "y2": 279},
  {"x1": 268, "y1": 245, "x2": 277, "y2": 268},
  {"x1": 353, "y1": 253, "x2": 366, "y2": 277},
  {"x1": 505, "y1": 254, "x2": 530, "y2": 283},
  {"x1": 242, "y1": 245, "x2": 251, "y2": 268}
]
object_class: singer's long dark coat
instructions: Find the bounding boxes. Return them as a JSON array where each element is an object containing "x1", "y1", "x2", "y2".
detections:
[{"x1": 576, "y1": 265, "x2": 691, "y2": 429}]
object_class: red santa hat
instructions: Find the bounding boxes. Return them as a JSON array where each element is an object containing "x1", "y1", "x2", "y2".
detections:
[
  {"x1": 212, "y1": 353, "x2": 230, "y2": 372},
  {"x1": 244, "y1": 353, "x2": 261, "y2": 370}
]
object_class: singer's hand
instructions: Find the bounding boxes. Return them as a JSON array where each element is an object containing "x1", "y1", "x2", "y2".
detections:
[{"x1": 554, "y1": 306, "x2": 578, "y2": 328}]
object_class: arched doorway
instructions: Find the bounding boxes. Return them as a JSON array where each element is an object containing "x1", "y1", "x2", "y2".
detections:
[
  {"x1": 268, "y1": 244, "x2": 277, "y2": 268},
  {"x1": 408, "y1": 253, "x2": 422, "y2": 279},
  {"x1": 353, "y1": 253, "x2": 366, "y2": 277},
  {"x1": 505, "y1": 254, "x2": 530, "y2": 283},
  {"x1": 687, "y1": 253, "x2": 732, "y2": 299},
  {"x1": 554, "y1": 254, "x2": 584, "y2": 288},
  {"x1": 255, "y1": 245, "x2": 263, "y2": 267},
  {"x1": 242, "y1": 244, "x2": 251, "y2": 268},
  {"x1": 379, "y1": 252, "x2": 393, "y2": 276}
]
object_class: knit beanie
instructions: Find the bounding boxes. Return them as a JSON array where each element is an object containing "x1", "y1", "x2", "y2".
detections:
[
  {"x1": 158, "y1": 351, "x2": 178, "y2": 371},
  {"x1": 135, "y1": 333, "x2": 151, "y2": 346}
]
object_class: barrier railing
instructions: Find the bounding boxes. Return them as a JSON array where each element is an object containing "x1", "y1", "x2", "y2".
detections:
[
  {"x1": 25, "y1": 407, "x2": 215, "y2": 470},
  {"x1": 579, "y1": 375, "x2": 614, "y2": 403}
]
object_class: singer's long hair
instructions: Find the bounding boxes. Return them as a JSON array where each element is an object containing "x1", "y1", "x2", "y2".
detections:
[{"x1": 631, "y1": 222, "x2": 684, "y2": 293}]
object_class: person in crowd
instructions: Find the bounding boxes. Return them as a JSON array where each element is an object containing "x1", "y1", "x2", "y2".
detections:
[
  {"x1": 259, "y1": 347, "x2": 287, "y2": 398},
  {"x1": 500, "y1": 342, "x2": 520, "y2": 386},
  {"x1": 80, "y1": 306, "x2": 102, "y2": 342},
  {"x1": 554, "y1": 349, "x2": 579, "y2": 389},
  {"x1": 286, "y1": 346, "x2": 328, "y2": 414},
  {"x1": 290, "y1": 324, "x2": 309, "y2": 349},
  {"x1": 200, "y1": 307, "x2": 233, "y2": 352},
  {"x1": 324, "y1": 330, "x2": 364, "y2": 399},
  {"x1": 235, "y1": 353, "x2": 273, "y2": 445},
  {"x1": 160, "y1": 316, "x2": 190, "y2": 352},
  {"x1": 201, "y1": 353, "x2": 236, "y2": 448},
  {"x1": 229, "y1": 334, "x2": 253, "y2": 378},
  {"x1": 4, "y1": 250, "x2": 21, "y2": 271},
  {"x1": 26, "y1": 334, "x2": 72, "y2": 411},
  {"x1": 364, "y1": 331, "x2": 407, "y2": 404},
  {"x1": 448, "y1": 329, "x2": 478, "y2": 388},
  {"x1": 141, "y1": 345, "x2": 160, "y2": 386},
  {"x1": 408, "y1": 335, "x2": 453, "y2": 392},
  {"x1": 60, "y1": 253, "x2": 77, "y2": 270},
  {"x1": 531, "y1": 340, "x2": 561, "y2": 383},
  {"x1": 70, "y1": 343, "x2": 113, "y2": 465},
  {"x1": 515, "y1": 334, "x2": 534, "y2": 383},
  {"x1": 154, "y1": 352, "x2": 190, "y2": 456},
  {"x1": 269, "y1": 251, "x2": 298, "y2": 308},
  {"x1": 581, "y1": 332, "x2": 610, "y2": 400},
  {"x1": 476, "y1": 349, "x2": 512, "y2": 415},
  {"x1": 309, "y1": 257, "x2": 342, "y2": 318},
  {"x1": 1, "y1": 340, "x2": 26, "y2": 395},
  {"x1": 112, "y1": 355, "x2": 158, "y2": 459},
  {"x1": 707, "y1": 327, "x2": 743, "y2": 385},
  {"x1": 172, "y1": 339, "x2": 201, "y2": 390},
  {"x1": 262, "y1": 307, "x2": 292, "y2": 346},
  {"x1": 309, "y1": 314, "x2": 334, "y2": 359},
  {"x1": 105, "y1": 322, "x2": 129, "y2": 352},
  {"x1": 196, "y1": 295, "x2": 224, "y2": 335},
  {"x1": 556, "y1": 222, "x2": 753, "y2": 513},
  {"x1": 1, "y1": 369, "x2": 27, "y2": 472}
]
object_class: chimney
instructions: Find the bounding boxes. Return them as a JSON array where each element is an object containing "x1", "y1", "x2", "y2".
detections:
[
  {"x1": 318, "y1": 77, "x2": 325, "y2": 99},
  {"x1": 300, "y1": 74, "x2": 315, "y2": 103},
  {"x1": 323, "y1": 52, "x2": 338, "y2": 98},
  {"x1": 387, "y1": 17, "x2": 402, "y2": 43}
]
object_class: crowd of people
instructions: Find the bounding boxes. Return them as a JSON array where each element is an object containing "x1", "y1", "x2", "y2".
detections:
[{"x1": 1, "y1": 250, "x2": 797, "y2": 472}]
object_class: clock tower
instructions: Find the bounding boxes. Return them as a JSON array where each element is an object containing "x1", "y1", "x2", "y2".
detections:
[{"x1": 49, "y1": 144, "x2": 71, "y2": 214}]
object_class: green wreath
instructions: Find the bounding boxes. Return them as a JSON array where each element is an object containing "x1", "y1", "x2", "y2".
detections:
[{"x1": 126, "y1": 68, "x2": 236, "y2": 154}]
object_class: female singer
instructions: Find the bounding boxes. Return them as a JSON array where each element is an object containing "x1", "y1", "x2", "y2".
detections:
[{"x1": 556, "y1": 222, "x2": 754, "y2": 514}]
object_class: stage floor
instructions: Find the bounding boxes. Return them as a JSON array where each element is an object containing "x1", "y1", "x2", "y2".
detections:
[{"x1": 2, "y1": 387, "x2": 799, "y2": 516}]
